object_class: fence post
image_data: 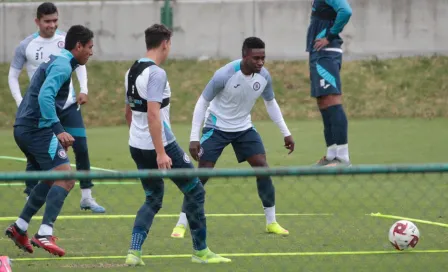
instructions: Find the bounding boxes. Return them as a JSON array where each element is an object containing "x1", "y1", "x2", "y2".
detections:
[{"x1": 161, "y1": 0, "x2": 173, "y2": 30}]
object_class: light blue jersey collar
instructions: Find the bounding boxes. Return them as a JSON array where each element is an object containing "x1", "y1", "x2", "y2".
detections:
[{"x1": 138, "y1": 57, "x2": 155, "y2": 63}]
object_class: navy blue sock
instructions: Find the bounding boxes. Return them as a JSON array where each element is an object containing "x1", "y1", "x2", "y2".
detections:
[
  {"x1": 182, "y1": 182, "x2": 207, "y2": 251},
  {"x1": 256, "y1": 177, "x2": 275, "y2": 208},
  {"x1": 319, "y1": 108, "x2": 335, "y2": 147},
  {"x1": 19, "y1": 182, "x2": 51, "y2": 223},
  {"x1": 130, "y1": 227, "x2": 148, "y2": 251},
  {"x1": 72, "y1": 136, "x2": 93, "y2": 189},
  {"x1": 326, "y1": 104, "x2": 348, "y2": 145},
  {"x1": 42, "y1": 185, "x2": 69, "y2": 227}
]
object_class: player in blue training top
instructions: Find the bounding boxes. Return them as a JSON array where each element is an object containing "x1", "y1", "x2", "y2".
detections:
[
  {"x1": 307, "y1": 0, "x2": 352, "y2": 166},
  {"x1": 8, "y1": 2, "x2": 105, "y2": 213},
  {"x1": 5, "y1": 25, "x2": 94, "y2": 257},
  {"x1": 170, "y1": 37, "x2": 295, "y2": 239},
  {"x1": 123, "y1": 24, "x2": 230, "y2": 266}
]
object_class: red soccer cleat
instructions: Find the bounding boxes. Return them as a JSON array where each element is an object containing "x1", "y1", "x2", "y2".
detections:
[
  {"x1": 5, "y1": 223, "x2": 33, "y2": 253},
  {"x1": 31, "y1": 234, "x2": 65, "y2": 257}
]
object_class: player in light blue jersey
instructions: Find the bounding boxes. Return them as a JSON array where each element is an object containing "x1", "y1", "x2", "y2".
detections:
[
  {"x1": 171, "y1": 37, "x2": 295, "y2": 239},
  {"x1": 8, "y1": 2, "x2": 105, "y2": 213},
  {"x1": 5, "y1": 25, "x2": 94, "y2": 257},
  {"x1": 307, "y1": 0, "x2": 352, "y2": 166}
]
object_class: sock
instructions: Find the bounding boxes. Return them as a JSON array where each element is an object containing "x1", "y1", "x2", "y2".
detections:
[
  {"x1": 81, "y1": 189, "x2": 92, "y2": 199},
  {"x1": 42, "y1": 185, "x2": 69, "y2": 228},
  {"x1": 37, "y1": 224, "x2": 53, "y2": 236},
  {"x1": 176, "y1": 212, "x2": 188, "y2": 227},
  {"x1": 337, "y1": 144, "x2": 350, "y2": 163},
  {"x1": 326, "y1": 144, "x2": 337, "y2": 161},
  {"x1": 15, "y1": 218, "x2": 29, "y2": 232},
  {"x1": 129, "y1": 227, "x2": 148, "y2": 251},
  {"x1": 256, "y1": 177, "x2": 275, "y2": 208},
  {"x1": 183, "y1": 182, "x2": 207, "y2": 251},
  {"x1": 19, "y1": 182, "x2": 51, "y2": 225},
  {"x1": 326, "y1": 104, "x2": 348, "y2": 160},
  {"x1": 264, "y1": 206, "x2": 276, "y2": 225},
  {"x1": 319, "y1": 108, "x2": 335, "y2": 150}
]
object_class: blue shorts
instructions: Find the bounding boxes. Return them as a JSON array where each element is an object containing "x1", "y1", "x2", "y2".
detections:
[
  {"x1": 58, "y1": 103, "x2": 86, "y2": 137},
  {"x1": 309, "y1": 50, "x2": 342, "y2": 98},
  {"x1": 130, "y1": 141, "x2": 194, "y2": 171},
  {"x1": 14, "y1": 126, "x2": 70, "y2": 171},
  {"x1": 199, "y1": 127, "x2": 265, "y2": 163}
]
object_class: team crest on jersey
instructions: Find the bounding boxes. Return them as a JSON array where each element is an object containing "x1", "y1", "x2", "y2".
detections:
[
  {"x1": 253, "y1": 82, "x2": 261, "y2": 91},
  {"x1": 183, "y1": 153, "x2": 191, "y2": 163},
  {"x1": 57, "y1": 41, "x2": 65, "y2": 48},
  {"x1": 57, "y1": 149, "x2": 68, "y2": 159}
]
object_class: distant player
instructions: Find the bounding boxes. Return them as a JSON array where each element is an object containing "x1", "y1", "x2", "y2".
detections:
[
  {"x1": 5, "y1": 25, "x2": 95, "y2": 257},
  {"x1": 123, "y1": 24, "x2": 230, "y2": 265},
  {"x1": 7, "y1": 2, "x2": 105, "y2": 212},
  {"x1": 170, "y1": 37, "x2": 295, "y2": 239},
  {"x1": 307, "y1": 0, "x2": 352, "y2": 166}
]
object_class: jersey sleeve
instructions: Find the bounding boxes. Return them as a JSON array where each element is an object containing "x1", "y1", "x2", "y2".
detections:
[
  {"x1": 10, "y1": 41, "x2": 28, "y2": 70},
  {"x1": 38, "y1": 60, "x2": 72, "y2": 134},
  {"x1": 260, "y1": 68, "x2": 275, "y2": 101},
  {"x1": 146, "y1": 67, "x2": 167, "y2": 104},
  {"x1": 325, "y1": 0, "x2": 353, "y2": 41},
  {"x1": 201, "y1": 66, "x2": 233, "y2": 101}
]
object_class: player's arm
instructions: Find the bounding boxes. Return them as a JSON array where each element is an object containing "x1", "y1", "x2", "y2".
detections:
[
  {"x1": 74, "y1": 65, "x2": 88, "y2": 104},
  {"x1": 8, "y1": 43, "x2": 27, "y2": 107},
  {"x1": 124, "y1": 70, "x2": 132, "y2": 128},
  {"x1": 146, "y1": 68, "x2": 172, "y2": 169},
  {"x1": 261, "y1": 71, "x2": 295, "y2": 154},
  {"x1": 189, "y1": 71, "x2": 226, "y2": 142},
  {"x1": 38, "y1": 62, "x2": 74, "y2": 147},
  {"x1": 325, "y1": 0, "x2": 353, "y2": 42}
]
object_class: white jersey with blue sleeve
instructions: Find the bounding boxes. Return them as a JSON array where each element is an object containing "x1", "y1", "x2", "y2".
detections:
[
  {"x1": 8, "y1": 30, "x2": 88, "y2": 109},
  {"x1": 202, "y1": 59, "x2": 274, "y2": 132},
  {"x1": 190, "y1": 60, "x2": 291, "y2": 141}
]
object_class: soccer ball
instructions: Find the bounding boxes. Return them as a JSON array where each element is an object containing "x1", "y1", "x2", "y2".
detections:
[{"x1": 388, "y1": 220, "x2": 420, "y2": 250}]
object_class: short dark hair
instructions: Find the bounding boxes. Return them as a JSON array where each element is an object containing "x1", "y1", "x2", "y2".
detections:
[
  {"x1": 242, "y1": 37, "x2": 265, "y2": 57},
  {"x1": 144, "y1": 24, "x2": 172, "y2": 50},
  {"x1": 36, "y1": 2, "x2": 58, "y2": 19},
  {"x1": 65, "y1": 25, "x2": 94, "y2": 51}
]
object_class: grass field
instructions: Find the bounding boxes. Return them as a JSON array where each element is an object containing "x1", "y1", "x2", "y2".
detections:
[
  {"x1": 0, "y1": 119, "x2": 447, "y2": 271},
  {"x1": 1, "y1": 56, "x2": 448, "y2": 128}
]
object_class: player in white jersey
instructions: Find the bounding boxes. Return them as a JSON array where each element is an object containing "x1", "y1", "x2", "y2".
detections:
[
  {"x1": 170, "y1": 37, "x2": 295, "y2": 238},
  {"x1": 123, "y1": 24, "x2": 230, "y2": 266},
  {"x1": 7, "y1": 2, "x2": 105, "y2": 213}
]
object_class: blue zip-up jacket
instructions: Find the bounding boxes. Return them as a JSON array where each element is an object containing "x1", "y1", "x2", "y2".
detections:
[
  {"x1": 306, "y1": 0, "x2": 353, "y2": 52},
  {"x1": 14, "y1": 49, "x2": 79, "y2": 135}
]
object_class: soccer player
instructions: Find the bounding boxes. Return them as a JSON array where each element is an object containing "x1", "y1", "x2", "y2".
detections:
[
  {"x1": 170, "y1": 37, "x2": 295, "y2": 239},
  {"x1": 5, "y1": 25, "x2": 95, "y2": 257},
  {"x1": 123, "y1": 24, "x2": 230, "y2": 265},
  {"x1": 307, "y1": 0, "x2": 352, "y2": 166},
  {"x1": 8, "y1": 2, "x2": 105, "y2": 212}
]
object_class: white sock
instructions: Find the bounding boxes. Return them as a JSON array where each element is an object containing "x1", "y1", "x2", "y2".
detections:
[
  {"x1": 81, "y1": 189, "x2": 92, "y2": 199},
  {"x1": 326, "y1": 144, "x2": 337, "y2": 160},
  {"x1": 176, "y1": 212, "x2": 188, "y2": 227},
  {"x1": 264, "y1": 206, "x2": 276, "y2": 225},
  {"x1": 336, "y1": 144, "x2": 350, "y2": 163},
  {"x1": 37, "y1": 224, "x2": 53, "y2": 236},
  {"x1": 15, "y1": 218, "x2": 29, "y2": 232}
]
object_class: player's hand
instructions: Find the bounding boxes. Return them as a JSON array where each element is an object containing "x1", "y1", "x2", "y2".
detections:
[
  {"x1": 77, "y1": 93, "x2": 88, "y2": 105},
  {"x1": 189, "y1": 141, "x2": 201, "y2": 161},
  {"x1": 284, "y1": 135, "x2": 295, "y2": 155},
  {"x1": 314, "y1": 38, "x2": 330, "y2": 51},
  {"x1": 157, "y1": 153, "x2": 172, "y2": 169},
  {"x1": 57, "y1": 132, "x2": 75, "y2": 148}
]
